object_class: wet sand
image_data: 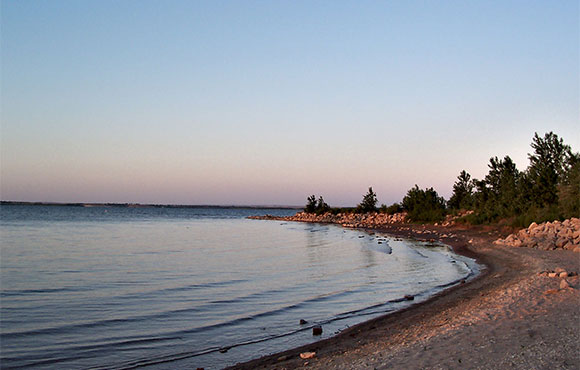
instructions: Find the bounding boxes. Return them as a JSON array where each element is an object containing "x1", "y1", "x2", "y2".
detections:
[{"x1": 228, "y1": 223, "x2": 580, "y2": 369}]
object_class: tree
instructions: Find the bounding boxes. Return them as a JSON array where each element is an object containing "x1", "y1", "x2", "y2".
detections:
[
  {"x1": 527, "y1": 131, "x2": 573, "y2": 207},
  {"x1": 558, "y1": 152, "x2": 580, "y2": 218},
  {"x1": 305, "y1": 195, "x2": 317, "y2": 213},
  {"x1": 448, "y1": 170, "x2": 474, "y2": 210},
  {"x1": 357, "y1": 187, "x2": 378, "y2": 213},
  {"x1": 316, "y1": 196, "x2": 330, "y2": 214},
  {"x1": 402, "y1": 185, "x2": 446, "y2": 222},
  {"x1": 485, "y1": 156, "x2": 521, "y2": 217},
  {"x1": 467, "y1": 156, "x2": 521, "y2": 222}
]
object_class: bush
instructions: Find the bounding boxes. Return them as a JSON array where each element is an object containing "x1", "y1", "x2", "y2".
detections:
[
  {"x1": 329, "y1": 207, "x2": 356, "y2": 215},
  {"x1": 402, "y1": 185, "x2": 446, "y2": 222},
  {"x1": 379, "y1": 202, "x2": 402, "y2": 215}
]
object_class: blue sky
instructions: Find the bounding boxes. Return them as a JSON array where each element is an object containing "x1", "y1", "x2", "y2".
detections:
[{"x1": 1, "y1": 1, "x2": 578, "y2": 206}]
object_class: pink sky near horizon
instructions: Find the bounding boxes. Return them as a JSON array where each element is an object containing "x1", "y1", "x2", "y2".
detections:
[{"x1": 1, "y1": 1, "x2": 578, "y2": 207}]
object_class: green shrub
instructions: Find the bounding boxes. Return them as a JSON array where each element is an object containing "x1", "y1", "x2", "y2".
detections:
[
  {"x1": 402, "y1": 185, "x2": 446, "y2": 222},
  {"x1": 379, "y1": 202, "x2": 402, "y2": 215}
]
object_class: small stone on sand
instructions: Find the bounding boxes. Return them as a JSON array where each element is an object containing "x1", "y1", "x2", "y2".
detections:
[{"x1": 300, "y1": 352, "x2": 316, "y2": 359}]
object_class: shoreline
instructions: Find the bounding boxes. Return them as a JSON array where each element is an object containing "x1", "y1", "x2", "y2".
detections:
[{"x1": 228, "y1": 220, "x2": 579, "y2": 369}]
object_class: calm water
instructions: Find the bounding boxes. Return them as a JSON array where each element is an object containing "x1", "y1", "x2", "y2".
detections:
[{"x1": 0, "y1": 205, "x2": 478, "y2": 369}]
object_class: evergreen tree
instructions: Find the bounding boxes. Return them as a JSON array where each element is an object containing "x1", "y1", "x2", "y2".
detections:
[
  {"x1": 448, "y1": 170, "x2": 474, "y2": 210},
  {"x1": 316, "y1": 196, "x2": 330, "y2": 214},
  {"x1": 485, "y1": 156, "x2": 520, "y2": 217},
  {"x1": 558, "y1": 152, "x2": 580, "y2": 218},
  {"x1": 527, "y1": 132, "x2": 573, "y2": 207},
  {"x1": 358, "y1": 187, "x2": 378, "y2": 213},
  {"x1": 305, "y1": 195, "x2": 317, "y2": 213}
]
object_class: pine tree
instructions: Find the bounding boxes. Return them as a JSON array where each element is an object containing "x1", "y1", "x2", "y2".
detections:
[
  {"x1": 448, "y1": 170, "x2": 474, "y2": 210},
  {"x1": 305, "y1": 195, "x2": 317, "y2": 213},
  {"x1": 527, "y1": 132, "x2": 573, "y2": 207},
  {"x1": 358, "y1": 187, "x2": 378, "y2": 213}
]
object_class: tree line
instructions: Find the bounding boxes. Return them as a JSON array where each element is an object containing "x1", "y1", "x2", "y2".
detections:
[{"x1": 304, "y1": 132, "x2": 579, "y2": 226}]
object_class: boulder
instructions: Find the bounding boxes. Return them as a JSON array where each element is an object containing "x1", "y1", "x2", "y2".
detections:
[
  {"x1": 563, "y1": 241, "x2": 574, "y2": 250},
  {"x1": 555, "y1": 238, "x2": 568, "y2": 248},
  {"x1": 537, "y1": 241, "x2": 554, "y2": 251},
  {"x1": 560, "y1": 279, "x2": 571, "y2": 290}
]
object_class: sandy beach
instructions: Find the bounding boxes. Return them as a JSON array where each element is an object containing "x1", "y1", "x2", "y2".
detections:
[{"x1": 229, "y1": 222, "x2": 580, "y2": 369}]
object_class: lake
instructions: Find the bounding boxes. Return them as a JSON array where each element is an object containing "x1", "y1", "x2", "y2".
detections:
[{"x1": 0, "y1": 204, "x2": 477, "y2": 369}]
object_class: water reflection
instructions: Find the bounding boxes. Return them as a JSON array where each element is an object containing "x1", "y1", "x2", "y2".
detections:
[{"x1": 1, "y1": 207, "x2": 475, "y2": 370}]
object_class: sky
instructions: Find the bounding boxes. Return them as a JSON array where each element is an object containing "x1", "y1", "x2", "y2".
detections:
[{"x1": 1, "y1": 1, "x2": 578, "y2": 206}]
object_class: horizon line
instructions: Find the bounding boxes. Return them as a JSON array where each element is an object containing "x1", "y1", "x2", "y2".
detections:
[{"x1": 0, "y1": 200, "x2": 304, "y2": 209}]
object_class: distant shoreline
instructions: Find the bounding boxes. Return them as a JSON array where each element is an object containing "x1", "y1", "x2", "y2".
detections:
[{"x1": 0, "y1": 201, "x2": 302, "y2": 210}]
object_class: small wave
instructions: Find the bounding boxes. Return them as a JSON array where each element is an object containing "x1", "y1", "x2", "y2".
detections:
[{"x1": 0, "y1": 287, "x2": 89, "y2": 297}]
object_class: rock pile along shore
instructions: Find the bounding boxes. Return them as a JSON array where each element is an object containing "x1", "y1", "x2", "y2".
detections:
[
  {"x1": 494, "y1": 218, "x2": 580, "y2": 252},
  {"x1": 248, "y1": 211, "x2": 407, "y2": 229}
]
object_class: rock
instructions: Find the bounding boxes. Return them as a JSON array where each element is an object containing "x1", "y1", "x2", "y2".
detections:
[
  {"x1": 277, "y1": 355, "x2": 289, "y2": 361},
  {"x1": 312, "y1": 326, "x2": 323, "y2": 335},
  {"x1": 404, "y1": 294, "x2": 415, "y2": 301},
  {"x1": 548, "y1": 272, "x2": 558, "y2": 278},
  {"x1": 554, "y1": 267, "x2": 566, "y2": 274},
  {"x1": 560, "y1": 279, "x2": 571, "y2": 290},
  {"x1": 299, "y1": 319, "x2": 308, "y2": 325},
  {"x1": 300, "y1": 352, "x2": 316, "y2": 359},
  {"x1": 537, "y1": 241, "x2": 554, "y2": 250},
  {"x1": 556, "y1": 238, "x2": 568, "y2": 248},
  {"x1": 559, "y1": 272, "x2": 569, "y2": 278}
]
